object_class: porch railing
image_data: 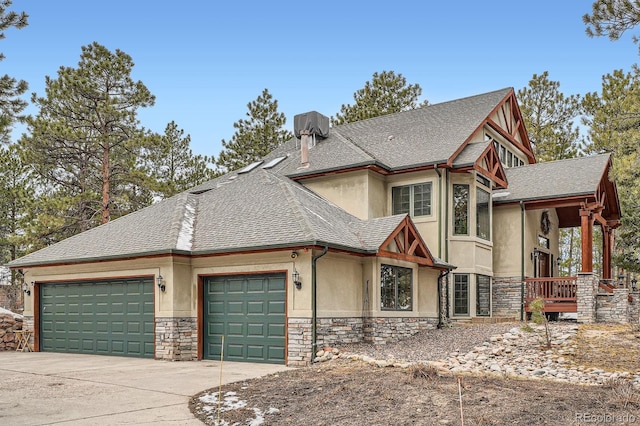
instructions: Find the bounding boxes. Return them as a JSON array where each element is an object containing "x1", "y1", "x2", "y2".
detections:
[{"x1": 524, "y1": 277, "x2": 578, "y2": 312}]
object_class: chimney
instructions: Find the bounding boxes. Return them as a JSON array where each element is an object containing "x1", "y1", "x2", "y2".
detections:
[
  {"x1": 300, "y1": 130, "x2": 310, "y2": 168},
  {"x1": 293, "y1": 111, "x2": 329, "y2": 167}
]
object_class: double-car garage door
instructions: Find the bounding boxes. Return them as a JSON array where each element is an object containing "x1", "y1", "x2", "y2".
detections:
[
  {"x1": 203, "y1": 273, "x2": 286, "y2": 364},
  {"x1": 40, "y1": 278, "x2": 154, "y2": 358}
]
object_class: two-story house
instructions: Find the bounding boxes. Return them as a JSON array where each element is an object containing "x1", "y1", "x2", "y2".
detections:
[{"x1": 8, "y1": 88, "x2": 621, "y2": 365}]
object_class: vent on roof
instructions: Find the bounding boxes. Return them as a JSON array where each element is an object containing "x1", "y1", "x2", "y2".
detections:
[
  {"x1": 262, "y1": 156, "x2": 287, "y2": 169},
  {"x1": 238, "y1": 160, "x2": 263, "y2": 174}
]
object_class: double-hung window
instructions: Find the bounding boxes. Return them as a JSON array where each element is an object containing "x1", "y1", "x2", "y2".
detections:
[
  {"x1": 476, "y1": 188, "x2": 490, "y2": 240},
  {"x1": 380, "y1": 264, "x2": 413, "y2": 310},
  {"x1": 392, "y1": 183, "x2": 432, "y2": 217}
]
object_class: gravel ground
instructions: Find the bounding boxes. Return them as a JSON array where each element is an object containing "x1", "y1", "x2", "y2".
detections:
[{"x1": 336, "y1": 322, "x2": 520, "y2": 362}]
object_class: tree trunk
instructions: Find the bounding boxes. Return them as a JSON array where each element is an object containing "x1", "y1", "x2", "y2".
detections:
[{"x1": 102, "y1": 145, "x2": 110, "y2": 224}]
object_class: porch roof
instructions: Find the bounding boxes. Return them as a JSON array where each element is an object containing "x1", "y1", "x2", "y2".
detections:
[{"x1": 493, "y1": 154, "x2": 621, "y2": 227}]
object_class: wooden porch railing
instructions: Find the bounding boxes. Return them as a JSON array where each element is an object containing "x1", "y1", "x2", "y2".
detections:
[{"x1": 524, "y1": 277, "x2": 578, "y2": 313}]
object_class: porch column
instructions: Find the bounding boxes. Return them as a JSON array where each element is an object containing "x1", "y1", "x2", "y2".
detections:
[
  {"x1": 580, "y1": 208, "x2": 594, "y2": 273},
  {"x1": 602, "y1": 225, "x2": 612, "y2": 280}
]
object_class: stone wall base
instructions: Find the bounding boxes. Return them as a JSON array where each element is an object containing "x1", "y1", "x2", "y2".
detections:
[
  {"x1": 492, "y1": 277, "x2": 522, "y2": 319},
  {"x1": 362, "y1": 317, "x2": 437, "y2": 344},
  {"x1": 155, "y1": 317, "x2": 197, "y2": 361},
  {"x1": 0, "y1": 313, "x2": 23, "y2": 351}
]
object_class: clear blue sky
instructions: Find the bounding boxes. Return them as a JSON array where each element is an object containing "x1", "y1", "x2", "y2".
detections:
[{"x1": 2, "y1": 1, "x2": 638, "y2": 158}]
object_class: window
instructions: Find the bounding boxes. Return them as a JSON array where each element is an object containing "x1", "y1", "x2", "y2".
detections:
[
  {"x1": 476, "y1": 275, "x2": 491, "y2": 316},
  {"x1": 507, "y1": 151, "x2": 513, "y2": 168},
  {"x1": 380, "y1": 264, "x2": 413, "y2": 310},
  {"x1": 453, "y1": 274, "x2": 469, "y2": 315},
  {"x1": 392, "y1": 183, "x2": 432, "y2": 217},
  {"x1": 453, "y1": 184, "x2": 469, "y2": 235},
  {"x1": 499, "y1": 145, "x2": 506, "y2": 164},
  {"x1": 476, "y1": 174, "x2": 490, "y2": 188},
  {"x1": 476, "y1": 188, "x2": 490, "y2": 240},
  {"x1": 538, "y1": 236, "x2": 550, "y2": 249}
]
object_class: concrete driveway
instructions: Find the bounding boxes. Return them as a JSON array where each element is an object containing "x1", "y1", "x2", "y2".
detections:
[{"x1": 0, "y1": 352, "x2": 290, "y2": 425}]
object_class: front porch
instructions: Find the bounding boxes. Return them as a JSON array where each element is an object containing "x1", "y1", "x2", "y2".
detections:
[{"x1": 524, "y1": 277, "x2": 577, "y2": 313}]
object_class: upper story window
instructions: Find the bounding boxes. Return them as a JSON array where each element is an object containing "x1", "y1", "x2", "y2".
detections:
[
  {"x1": 380, "y1": 264, "x2": 413, "y2": 311},
  {"x1": 453, "y1": 184, "x2": 469, "y2": 235},
  {"x1": 392, "y1": 182, "x2": 432, "y2": 217},
  {"x1": 476, "y1": 188, "x2": 490, "y2": 240}
]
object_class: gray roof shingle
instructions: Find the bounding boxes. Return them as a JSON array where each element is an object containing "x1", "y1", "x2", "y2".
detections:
[{"x1": 493, "y1": 154, "x2": 612, "y2": 203}]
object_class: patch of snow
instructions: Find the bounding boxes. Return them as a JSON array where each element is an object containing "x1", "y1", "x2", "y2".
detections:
[
  {"x1": 197, "y1": 391, "x2": 280, "y2": 426},
  {"x1": 0, "y1": 307, "x2": 23, "y2": 319},
  {"x1": 176, "y1": 201, "x2": 196, "y2": 251}
]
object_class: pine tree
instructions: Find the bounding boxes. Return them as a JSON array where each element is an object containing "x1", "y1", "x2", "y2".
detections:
[
  {"x1": 0, "y1": 0, "x2": 28, "y2": 143},
  {"x1": 20, "y1": 42, "x2": 155, "y2": 243},
  {"x1": 582, "y1": 67, "x2": 640, "y2": 272},
  {"x1": 584, "y1": 1, "x2": 640, "y2": 53},
  {"x1": 517, "y1": 72, "x2": 583, "y2": 162},
  {"x1": 216, "y1": 89, "x2": 293, "y2": 173},
  {"x1": 144, "y1": 121, "x2": 217, "y2": 198},
  {"x1": 331, "y1": 71, "x2": 427, "y2": 126}
]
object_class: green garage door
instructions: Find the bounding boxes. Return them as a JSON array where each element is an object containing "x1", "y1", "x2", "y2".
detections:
[
  {"x1": 40, "y1": 278, "x2": 154, "y2": 358},
  {"x1": 204, "y1": 274, "x2": 286, "y2": 364}
]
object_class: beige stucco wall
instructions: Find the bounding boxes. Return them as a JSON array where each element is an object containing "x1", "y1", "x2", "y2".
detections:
[
  {"x1": 493, "y1": 205, "x2": 560, "y2": 278},
  {"x1": 316, "y1": 252, "x2": 364, "y2": 317},
  {"x1": 301, "y1": 170, "x2": 371, "y2": 220}
]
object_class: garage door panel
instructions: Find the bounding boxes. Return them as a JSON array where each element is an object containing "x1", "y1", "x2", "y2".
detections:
[
  {"x1": 204, "y1": 274, "x2": 285, "y2": 364},
  {"x1": 40, "y1": 278, "x2": 154, "y2": 358}
]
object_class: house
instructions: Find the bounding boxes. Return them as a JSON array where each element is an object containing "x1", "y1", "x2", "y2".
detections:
[{"x1": 8, "y1": 88, "x2": 622, "y2": 366}]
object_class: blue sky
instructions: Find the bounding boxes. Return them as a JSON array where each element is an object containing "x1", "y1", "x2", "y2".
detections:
[{"x1": 2, "y1": 1, "x2": 638, "y2": 158}]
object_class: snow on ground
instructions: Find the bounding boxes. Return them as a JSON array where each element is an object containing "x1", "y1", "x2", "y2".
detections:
[{"x1": 198, "y1": 391, "x2": 280, "y2": 426}]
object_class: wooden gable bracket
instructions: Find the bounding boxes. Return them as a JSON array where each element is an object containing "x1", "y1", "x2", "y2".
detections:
[
  {"x1": 378, "y1": 216, "x2": 435, "y2": 267},
  {"x1": 474, "y1": 143, "x2": 508, "y2": 189},
  {"x1": 485, "y1": 91, "x2": 536, "y2": 164}
]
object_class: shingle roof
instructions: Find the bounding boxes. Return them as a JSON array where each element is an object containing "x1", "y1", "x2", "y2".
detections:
[
  {"x1": 493, "y1": 154, "x2": 612, "y2": 203},
  {"x1": 453, "y1": 141, "x2": 491, "y2": 167},
  {"x1": 8, "y1": 170, "x2": 410, "y2": 267}
]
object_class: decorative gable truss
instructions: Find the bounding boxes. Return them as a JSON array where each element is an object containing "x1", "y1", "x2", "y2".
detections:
[
  {"x1": 475, "y1": 143, "x2": 508, "y2": 189},
  {"x1": 377, "y1": 216, "x2": 439, "y2": 267},
  {"x1": 484, "y1": 90, "x2": 535, "y2": 164}
]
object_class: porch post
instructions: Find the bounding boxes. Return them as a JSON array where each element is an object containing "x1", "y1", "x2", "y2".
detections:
[
  {"x1": 602, "y1": 225, "x2": 611, "y2": 280},
  {"x1": 580, "y1": 208, "x2": 593, "y2": 273}
]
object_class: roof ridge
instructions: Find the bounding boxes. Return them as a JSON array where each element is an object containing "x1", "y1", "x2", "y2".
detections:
[
  {"x1": 331, "y1": 129, "x2": 380, "y2": 164},
  {"x1": 274, "y1": 175, "x2": 317, "y2": 241}
]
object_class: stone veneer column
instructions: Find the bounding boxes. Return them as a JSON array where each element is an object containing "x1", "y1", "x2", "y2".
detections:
[
  {"x1": 287, "y1": 318, "x2": 312, "y2": 366},
  {"x1": 629, "y1": 291, "x2": 640, "y2": 323},
  {"x1": 576, "y1": 272, "x2": 597, "y2": 323},
  {"x1": 155, "y1": 317, "x2": 197, "y2": 361}
]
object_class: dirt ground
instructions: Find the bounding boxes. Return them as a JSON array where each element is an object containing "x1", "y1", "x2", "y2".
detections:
[{"x1": 190, "y1": 324, "x2": 640, "y2": 425}]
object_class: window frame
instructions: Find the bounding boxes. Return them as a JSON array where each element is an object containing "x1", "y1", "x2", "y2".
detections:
[
  {"x1": 391, "y1": 182, "x2": 433, "y2": 217},
  {"x1": 476, "y1": 187, "x2": 491, "y2": 241},
  {"x1": 380, "y1": 264, "x2": 413, "y2": 311},
  {"x1": 453, "y1": 273, "x2": 469, "y2": 316},
  {"x1": 453, "y1": 184, "x2": 469, "y2": 235}
]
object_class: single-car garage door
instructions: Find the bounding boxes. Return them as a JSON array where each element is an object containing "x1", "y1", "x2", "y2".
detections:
[
  {"x1": 204, "y1": 273, "x2": 286, "y2": 364},
  {"x1": 40, "y1": 278, "x2": 154, "y2": 358}
]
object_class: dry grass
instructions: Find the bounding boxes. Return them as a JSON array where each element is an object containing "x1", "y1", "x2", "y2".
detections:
[{"x1": 572, "y1": 324, "x2": 640, "y2": 372}]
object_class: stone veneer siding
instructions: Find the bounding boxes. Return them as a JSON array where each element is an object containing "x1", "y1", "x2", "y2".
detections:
[
  {"x1": 492, "y1": 277, "x2": 523, "y2": 319},
  {"x1": 596, "y1": 288, "x2": 630, "y2": 323},
  {"x1": 316, "y1": 317, "x2": 363, "y2": 347},
  {"x1": 362, "y1": 317, "x2": 437, "y2": 344},
  {"x1": 629, "y1": 292, "x2": 640, "y2": 323},
  {"x1": 155, "y1": 317, "x2": 197, "y2": 361},
  {"x1": 577, "y1": 273, "x2": 597, "y2": 323},
  {"x1": 287, "y1": 318, "x2": 312, "y2": 366}
]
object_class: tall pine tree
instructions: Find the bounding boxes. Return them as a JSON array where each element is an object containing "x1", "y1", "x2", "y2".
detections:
[
  {"x1": 331, "y1": 71, "x2": 427, "y2": 126},
  {"x1": 20, "y1": 42, "x2": 155, "y2": 244},
  {"x1": 143, "y1": 121, "x2": 217, "y2": 199},
  {"x1": 217, "y1": 88, "x2": 292, "y2": 173},
  {"x1": 517, "y1": 72, "x2": 583, "y2": 162},
  {"x1": 0, "y1": 0, "x2": 28, "y2": 144},
  {"x1": 584, "y1": 1, "x2": 640, "y2": 53}
]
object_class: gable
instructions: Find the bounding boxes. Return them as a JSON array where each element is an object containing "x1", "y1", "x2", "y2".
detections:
[
  {"x1": 377, "y1": 216, "x2": 437, "y2": 267},
  {"x1": 475, "y1": 143, "x2": 508, "y2": 189}
]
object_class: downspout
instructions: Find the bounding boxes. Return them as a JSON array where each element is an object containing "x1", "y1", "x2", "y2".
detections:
[
  {"x1": 311, "y1": 245, "x2": 328, "y2": 364},
  {"x1": 520, "y1": 201, "x2": 525, "y2": 321},
  {"x1": 435, "y1": 164, "x2": 442, "y2": 259},
  {"x1": 437, "y1": 269, "x2": 452, "y2": 328},
  {"x1": 444, "y1": 169, "x2": 451, "y2": 320}
]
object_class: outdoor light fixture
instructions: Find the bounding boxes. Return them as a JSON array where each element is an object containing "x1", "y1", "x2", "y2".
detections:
[
  {"x1": 632, "y1": 278, "x2": 638, "y2": 292},
  {"x1": 292, "y1": 269, "x2": 302, "y2": 290},
  {"x1": 157, "y1": 274, "x2": 166, "y2": 292},
  {"x1": 618, "y1": 272, "x2": 625, "y2": 287},
  {"x1": 22, "y1": 282, "x2": 30, "y2": 296},
  {"x1": 556, "y1": 257, "x2": 562, "y2": 267}
]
